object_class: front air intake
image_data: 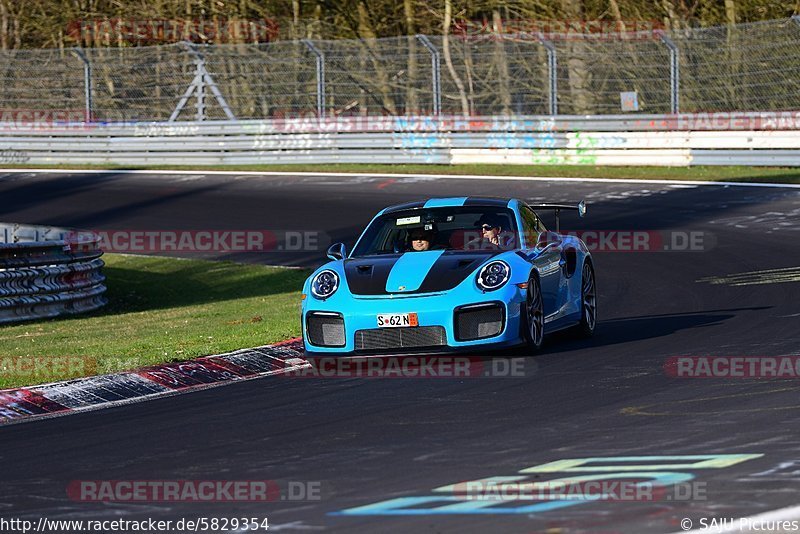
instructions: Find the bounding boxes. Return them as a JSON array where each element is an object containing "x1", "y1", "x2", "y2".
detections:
[
  {"x1": 306, "y1": 312, "x2": 346, "y2": 347},
  {"x1": 454, "y1": 303, "x2": 505, "y2": 341},
  {"x1": 354, "y1": 326, "x2": 446, "y2": 351}
]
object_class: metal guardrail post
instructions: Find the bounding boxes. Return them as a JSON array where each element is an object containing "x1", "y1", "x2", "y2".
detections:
[
  {"x1": 658, "y1": 32, "x2": 680, "y2": 114},
  {"x1": 416, "y1": 35, "x2": 441, "y2": 116},
  {"x1": 535, "y1": 34, "x2": 558, "y2": 116},
  {"x1": 302, "y1": 40, "x2": 326, "y2": 118},
  {"x1": 72, "y1": 48, "x2": 93, "y2": 121}
]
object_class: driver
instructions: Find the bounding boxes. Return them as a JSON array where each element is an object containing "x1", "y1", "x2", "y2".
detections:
[{"x1": 408, "y1": 226, "x2": 436, "y2": 251}]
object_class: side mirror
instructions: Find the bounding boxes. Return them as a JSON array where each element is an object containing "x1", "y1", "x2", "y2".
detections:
[
  {"x1": 327, "y1": 242, "x2": 347, "y2": 261},
  {"x1": 577, "y1": 200, "x2": 587, "y2": 218}
]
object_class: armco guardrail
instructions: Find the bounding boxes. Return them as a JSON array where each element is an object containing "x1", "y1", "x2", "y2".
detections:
[
  {"x1": 0, "y1": 224, "x2": 107, "y2": 324},
  {"x1": 2, "y1": 113, "x2": 800, "y2": 166}
]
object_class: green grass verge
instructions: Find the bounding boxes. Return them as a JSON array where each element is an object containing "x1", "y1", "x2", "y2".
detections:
[
  {"x1": 0, "y1": 254, "x2": 310, "y2": 389},
  {"x1": 2, "y1": 163, "x2": 800, "y2": 184}
]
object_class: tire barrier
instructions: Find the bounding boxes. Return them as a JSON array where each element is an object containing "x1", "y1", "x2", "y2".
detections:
[{"x1": 0, "y1": 223, "x2": 107, "y2": 324}]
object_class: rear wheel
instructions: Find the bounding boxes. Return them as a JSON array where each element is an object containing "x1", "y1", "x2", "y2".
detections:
[
  {"x1": 524, "y1": 273, "x2": 544, "y2": 350},
  {"x1": 574, "y1": 262, "x2": 597, "y2": 338}
]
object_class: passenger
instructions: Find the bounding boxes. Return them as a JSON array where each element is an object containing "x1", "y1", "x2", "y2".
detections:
[{"x1": 468, "y1": 214, "x2": 506, "y2": 249}]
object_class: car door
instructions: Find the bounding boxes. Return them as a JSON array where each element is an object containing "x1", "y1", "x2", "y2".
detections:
[{"x1": 521, "y1": 206, "x2": 562, "y2": 315}]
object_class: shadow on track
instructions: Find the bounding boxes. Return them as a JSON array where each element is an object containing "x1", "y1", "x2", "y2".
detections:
[{"x1": 540, "y1": 306, "x2": 771, "y2": 354}]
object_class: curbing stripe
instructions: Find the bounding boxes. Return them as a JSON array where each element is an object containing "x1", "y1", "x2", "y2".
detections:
[
  {"x1": 0, "y1": 168, "x2": 799, "y2": 188},
  {"x1": 37, "y1": 382, "x2": 109, "y2": 408},
  {"x1": 0, "y1": 338, "x2": 308, "y2": 426},
  {"x1": 0, "y1": 390, "x2": 67, "y2": 415}
]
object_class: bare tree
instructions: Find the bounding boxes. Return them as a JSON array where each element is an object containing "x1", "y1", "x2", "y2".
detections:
[{"x1": 442, "y1": 0, "x2": 470, "y2": 115}]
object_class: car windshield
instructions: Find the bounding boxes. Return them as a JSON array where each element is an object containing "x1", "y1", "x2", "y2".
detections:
[{"x1": 351, "y1": 206, "x2": 520, "y2": 257}]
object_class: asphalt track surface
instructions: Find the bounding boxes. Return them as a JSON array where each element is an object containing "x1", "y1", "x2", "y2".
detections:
[{"x1": 0, "y1": 170, "x2": 799, "y2": 533}]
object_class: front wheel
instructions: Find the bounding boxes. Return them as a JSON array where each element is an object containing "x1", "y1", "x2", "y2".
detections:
[
  {"x1": 574, "y1": 262, "x2": 597, "y2": 338},
  {"x1": 524, "y1": 273, "x2": 544, "y2": 351}
]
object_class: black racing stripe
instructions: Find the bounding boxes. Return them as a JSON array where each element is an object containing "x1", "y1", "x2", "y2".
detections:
[
  {"x1": 343, "y1": 255, "x2": 400, "y2": 295},
  {"x1": 383, "y1": 200, "x2": 427, "y2": 214},
  {"x1": 463, "y1": 197, "x2": 511, "y2": 207},
  {"x1": 416, "y1": 250, "x2": 503, "y2": 293}
]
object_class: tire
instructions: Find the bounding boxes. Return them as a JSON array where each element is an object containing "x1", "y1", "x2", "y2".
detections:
[
  {"x1": 524, "y1": 273, "x2": 545, "y2": 351},
  {"x1": 574, "y1": 262, "x2": 597, "y2": 338}
]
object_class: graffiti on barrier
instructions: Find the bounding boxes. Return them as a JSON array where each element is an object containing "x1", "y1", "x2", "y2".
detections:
[{"x1": 0, "y1": 148, "x2": 30, "y2": 163}]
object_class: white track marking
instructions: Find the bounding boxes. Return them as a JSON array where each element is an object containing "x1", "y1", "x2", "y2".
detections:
[
  {"x1": 698, "y1": 266, "x2": 800, "y2": 286},
  {"x1": 1, "y1": 168, "x2": 799, "y2": 188},
  {"x1": 709, "y1": 207, "x2": 800, "y2": 232}
]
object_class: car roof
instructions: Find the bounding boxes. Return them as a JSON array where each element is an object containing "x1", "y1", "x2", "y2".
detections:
[{"x1": 382, "y1": 197, "x2": 516, "y2": 215}]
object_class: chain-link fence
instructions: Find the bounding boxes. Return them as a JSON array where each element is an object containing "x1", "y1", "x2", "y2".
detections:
[{"x1": 1, "y1": 17, "x2": 799, "y2": 122}]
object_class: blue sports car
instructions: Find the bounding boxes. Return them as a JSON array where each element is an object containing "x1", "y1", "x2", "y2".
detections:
[{"x1": 301, "y1": 197, "x2": 596, "y2": 355}]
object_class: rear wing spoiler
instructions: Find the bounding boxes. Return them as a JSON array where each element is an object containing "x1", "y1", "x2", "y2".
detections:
[{"x1": 528, "y1": 200, "x2": 586, "y2": 232}]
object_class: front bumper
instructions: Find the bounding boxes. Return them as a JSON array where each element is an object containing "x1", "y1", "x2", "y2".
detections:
[{"x1": 301, "y1": 283, "x2": 526, "y2": 354}]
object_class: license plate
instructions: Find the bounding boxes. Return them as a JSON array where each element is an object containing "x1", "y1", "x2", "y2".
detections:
[{"x1": 377, "y1": 313, "x2": 418, "y2": 328}]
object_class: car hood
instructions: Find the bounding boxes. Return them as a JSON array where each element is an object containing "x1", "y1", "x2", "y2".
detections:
[{"x1": 343, "y1": 250, "x2": 504, "y2": 295}]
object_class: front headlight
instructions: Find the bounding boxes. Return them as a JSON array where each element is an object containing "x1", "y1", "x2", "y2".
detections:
[
  {"x1": 476, "y1": 260, "x2": 510, "y2": 291},
  {"x1": 311, "y1": 269, "x2": 339, "y2": 299}
]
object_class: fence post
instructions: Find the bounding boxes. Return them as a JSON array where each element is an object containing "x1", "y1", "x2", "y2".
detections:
[
  {"x1": 658, "y1": 32, "x2": 680, "y2": 114},
  {"x1": 193, "y1": 52, "x2": 206, "y2": 121},
  {"x1": 415, "y1": 35, "x2": 441, "y2": 116},
  {"x1": 535, "y1": 34, "x2": 558, "y2": 116},
  {"x1": 302, "y1": 40, "x2": 326, "y2": 118},
  {"x1": 72, "y1": 48, "x2": 92, "y2": 121}
]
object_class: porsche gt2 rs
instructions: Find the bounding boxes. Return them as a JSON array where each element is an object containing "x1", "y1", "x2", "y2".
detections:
[{"x1": 301, "y1": 197, "x2": 596, "y2": 354}]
